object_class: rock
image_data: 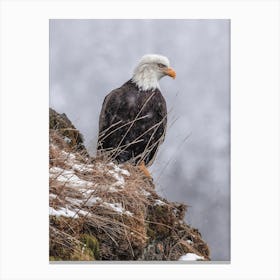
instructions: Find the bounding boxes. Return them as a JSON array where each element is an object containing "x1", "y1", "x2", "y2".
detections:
[
  {"x1": 49, "y1": 108, "x2": 87, "y2": 155},
  {"x1": 49, "y1": 108, "x2": 210, "y2": 261}
]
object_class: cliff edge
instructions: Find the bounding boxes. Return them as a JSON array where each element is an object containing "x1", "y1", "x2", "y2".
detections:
[{"x1": 49, "y1": 108, "x2": 210, "y2": 261}]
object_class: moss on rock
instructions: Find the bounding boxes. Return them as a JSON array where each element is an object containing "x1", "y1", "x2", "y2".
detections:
[{"x1": 79, "y1": 234, "x2": 100, "y2": 260}]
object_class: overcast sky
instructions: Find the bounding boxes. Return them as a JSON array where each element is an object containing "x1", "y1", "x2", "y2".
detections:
[{"x1": 50, "y1": 19, "x2": 230, "y2": 261}]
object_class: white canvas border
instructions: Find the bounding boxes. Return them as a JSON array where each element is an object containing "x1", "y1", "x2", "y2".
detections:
[{"x1": 0, "y1": 0, "x2": 279, "y2": 279}]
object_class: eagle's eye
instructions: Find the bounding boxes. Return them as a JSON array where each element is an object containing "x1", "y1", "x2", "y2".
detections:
[{"x1": 157, "y1": 63, "x2": 166, "y2": 68}]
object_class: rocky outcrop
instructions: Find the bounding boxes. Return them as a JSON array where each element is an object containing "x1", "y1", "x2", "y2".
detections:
[{"x1": 49, "y1": 108, "x2": 210, "y2": 261}]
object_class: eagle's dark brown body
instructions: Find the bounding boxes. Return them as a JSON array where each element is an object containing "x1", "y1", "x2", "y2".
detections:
[{"x1": 97, "y1": 80, "x2": 167, "y2": 166}]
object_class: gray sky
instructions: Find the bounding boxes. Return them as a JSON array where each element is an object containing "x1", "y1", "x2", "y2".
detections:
[{"x1": 50, "y1": 19, "x2": 230, "y2": 261}]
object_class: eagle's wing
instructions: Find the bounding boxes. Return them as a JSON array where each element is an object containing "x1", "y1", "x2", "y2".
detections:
[{"x1": 98, "y1": 90, "x2": 118, "y2": 135}]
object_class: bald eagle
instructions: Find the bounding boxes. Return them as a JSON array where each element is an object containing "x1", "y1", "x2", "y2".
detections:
[{"x1": 97, "y1": 54, "x2": 176, "y2": 175}]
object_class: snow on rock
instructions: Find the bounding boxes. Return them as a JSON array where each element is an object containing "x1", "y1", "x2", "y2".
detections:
[
  {"x1": 50, "y1": 167, "x2": 93, "y2": 187},
  {"x1": 72, "y1": 163, "x2": 94, "y2": 173},
  {"x1": 50, "y1": 143, "x2": 134, "y2": 219},
  {"x1": 84, "y1": 196, "x2": 102, "y2": 207},
  {"x1": 65, "y1": 197, "x2": 84, "y2": 206},
  {"x1": 103, "y1": 202, "x2": 133, "y2": 216},
  {"x1": 108, "y1": 186, "x2": 118, "y2": 192},
  {"x1": 76, "y1": 209, "x2": 90, "y2": 216},
  {"x1": 95, "y1": 162, "x2": 130, "y2": 188},
  {"x1": 179, "y1": 253, "x2": 204, "y2": 261},
  {"x1": 108, "y1": 162, "x2": 130, "y2": 176},
  {"x1": 80, "y1": 188, "x2": 96, "y2": 196},
  {"x1": 109, "y1": 172, "x2": 125, "y2": 187},
  {"x1": 49, "y1": 166, "x2": 64, "y2": 175},
  {"x1": 154, "y1": 199, "x2": 166, "y2": 206},
  {"x1": 105, "y1": 162, "x2": 130, "y2": 188},
  {"x1": 49, "y1": 206, "x2": 79, "y2": 218},
  {"x1": 49, "y1": 193, "x2": 57, "y2": 199},
  {"x1": 63, "y1": 136, "x2": 71, "y2": 144},
  {"x1": 49, "y1": 206, "x2": 90, "y2": 218},
  {"x1": 140, "y1": 189, "x2": 151, "y2": 197},
  {"x1": 49, "y1": 109, "x2": 211, "y2": 261},
  {"x1": 61, "y1": 150, "x2": 76, "y2": 161}
]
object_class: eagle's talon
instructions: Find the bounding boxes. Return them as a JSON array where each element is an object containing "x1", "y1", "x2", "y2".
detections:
[{"x1": 139, "y1": 161, "x2": 152, "y2": 179}]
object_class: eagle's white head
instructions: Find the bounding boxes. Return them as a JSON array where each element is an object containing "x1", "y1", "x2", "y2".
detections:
[{"x1": 132, "y1": 54, "x2": 176, "y2": 91}]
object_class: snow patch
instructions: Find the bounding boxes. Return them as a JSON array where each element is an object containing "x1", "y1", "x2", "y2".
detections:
[
  {"x1": 65, "y1": 197, "x2": 84, "y2": 206},
  {"x1": 76, "y1": 209, "x2": 89, "y2": 216},
  {"x1": 80, "y1": 188, "x2": 96, "y2": 196},
  {"x1": 179, "y1": 253, "x2": 204, "y2": 261},
  {"x1": 95, "y1": 162, "x2": 130, "y2": 188},
  {"x1": 141, "y1": 189, "x2": 151, "y2": 197},
  {"x1": 65, "y1": 196, "x2": 102, "y2": 207},
  {"x1": 64, "y1": 136, "x2": 71, "y2": 143},
  {"x1": 49, "y1": 206, "x2": 89, "y2": 218},
  {"x1": 107, "y1": 163, "x2": 130, "y2": 188},
  {"x1": 154, "y1": 199, "x2": 166, "y2": 206},
  {"x1": 50, "y1": 167, "x2": 93, "y2": 187},
  {"x1": 61, "y1": 151, "x2": 76, "y2": 161},
  {"x1": 49, "y1": 193, "x2": 57, "y2": 199},
  {"x1": 108, "y1": 162, "x2": 130, "y2": 176},
  {"x1": 84, "y1": 196, "x2": 102, "y2": 207},
  {"x1": 49, "y1": 166, "x2": 64, "y2": 174},
  {"x1": 72, "y1": 163, "x2": 94, "y2": 173},
  {"x1": 49, "y1": 206, "x2": 78, "y2": 218},
  {"x1": 109, "y1": 173, "x2": 125, "y2": 187},
  {"x1": 103, "y1": 202, "x2": 133, "y2": 216},
  {"x1": 108, "y1": 186, "x2": 119, "y2": 192}
]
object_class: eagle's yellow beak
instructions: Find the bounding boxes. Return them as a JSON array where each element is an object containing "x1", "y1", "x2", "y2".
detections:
[{"x1": 164, "y1": 67, "x2": 176, "y2": 79}]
